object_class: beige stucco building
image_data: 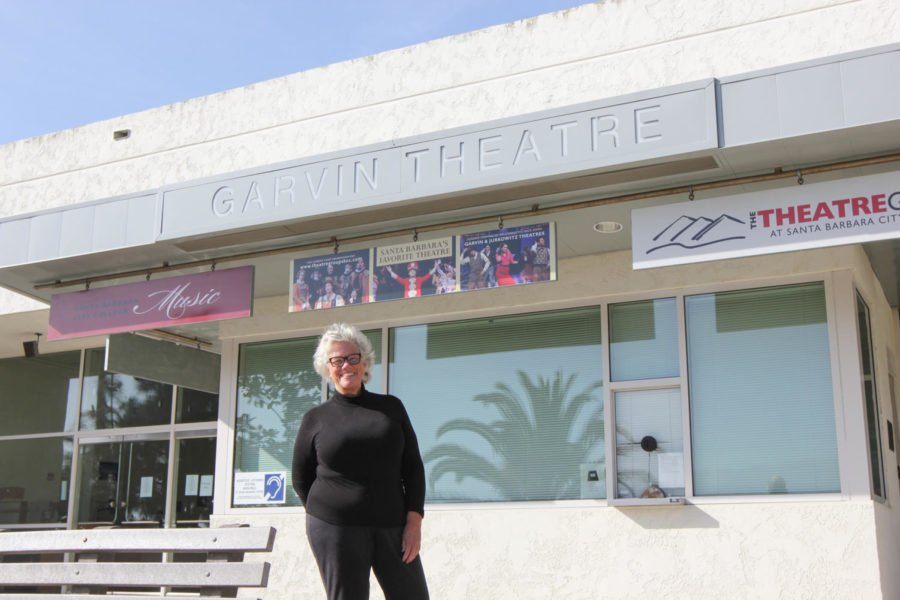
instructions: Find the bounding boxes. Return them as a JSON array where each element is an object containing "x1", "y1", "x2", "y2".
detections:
[{"x1": 1, "y1": 1, "x2": 899, "y2": 598}]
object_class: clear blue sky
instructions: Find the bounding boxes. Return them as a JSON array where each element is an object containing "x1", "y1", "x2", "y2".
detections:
[{"x1": 0, "y1": 0, "x2": 591, "y2": 146}]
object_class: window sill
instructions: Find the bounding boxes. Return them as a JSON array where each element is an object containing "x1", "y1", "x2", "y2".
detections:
[{"x1": 608, "y1": 497, "x2": 686, "y2": 507}]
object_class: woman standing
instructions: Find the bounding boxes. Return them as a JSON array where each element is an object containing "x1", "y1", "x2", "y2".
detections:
[
  {"x1": 494, "y1": 242, "x2": 518, "y2": 286},
  {"x1": 292, "y1": 323, "x2": 429, "y2": 600}
]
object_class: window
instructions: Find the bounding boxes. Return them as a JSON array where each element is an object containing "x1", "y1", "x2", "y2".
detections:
[
  {"x1": 0, "y1": 351, "x2": 79, "y2": 526},
  {"x1": 0, "y1": 438, "x2": 71, "y2": 525},
  {"x1": 857, "y1": 293, "x2": 885, "y2": 499},
  {"x1": 685, "y1": 283, "x2": 839, "y2": 495},
  {"x1": 389, "y1": 307, "x2": 604, "y2": 502},
  {"x1": 0, "y1": 351, "x2": 80, "y2": 435},
  {"x1": 174, "y1": 437, "x2": 217, "y2": 526},
  {"x1": 76, "y1": 438, "x2": 169, "y2": 526},
  {"x1": 233, "y1": 330, "x2": 382, "y2": 507},
  {"x1": 73, "y1": 347, "x2": 219, "y2": 528},
  {"x1": 80, "y1": 348, "x2": 172, "y2": 430},
  {"x1": 229, "y1": 280, "x2": 847, "y2": 506},
  {"x1": 614, "y1": 388, "x2": 684, "y2": 499},
  {"x1": 609, "y1": 298, "x2": 684, "y2": 500},
  {"x1": 610, "y1": 298, "x2": 679, "y2": 381}
]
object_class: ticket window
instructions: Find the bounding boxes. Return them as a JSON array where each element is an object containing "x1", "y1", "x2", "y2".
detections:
[{"x1": 614, "y1": 387, "x2": 685, "y2": 499}]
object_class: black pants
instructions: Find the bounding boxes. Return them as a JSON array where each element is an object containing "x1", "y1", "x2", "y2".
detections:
[{"x1": 306, "y1": 513, "x2": 429, "y2": 600}]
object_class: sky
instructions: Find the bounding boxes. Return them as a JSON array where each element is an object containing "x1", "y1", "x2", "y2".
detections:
[{"x1": 0, "y1": 0, "x2": 591, "y2": 146}]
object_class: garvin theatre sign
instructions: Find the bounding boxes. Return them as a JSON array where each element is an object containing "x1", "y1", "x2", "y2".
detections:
[
  {"x1": 159, "y1": 80, "x2": 716, "y2": 241},
  {"x1": 631, "y1": 171, "x2": 900, "y2": 270}
]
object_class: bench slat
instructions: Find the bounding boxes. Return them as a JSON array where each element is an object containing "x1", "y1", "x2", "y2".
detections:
[
  {"x1": 0, "y1": 561, "x2": 270, "y2": 587},
  {"x1": 0, "y1": 596, "x2": 262, "y2": 600},
  {"x1": 0, "y1": 526, "x2": 274, "y2": 554}
]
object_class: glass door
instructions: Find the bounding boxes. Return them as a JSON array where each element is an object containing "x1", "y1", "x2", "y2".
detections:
[
  {"x1": 73, "y1": 346, "x2": 220, "y2": 529},
  {"x1": 173, "y1": 436, "x2": 216, "y2": 527},
  {"x1": 76, "y1": 437, "x2": 169, "y2": 527}
]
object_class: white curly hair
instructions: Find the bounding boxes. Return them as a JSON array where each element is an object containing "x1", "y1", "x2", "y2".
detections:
[{"x1": 312, "y1": 322, "x2": 375, "y2": 383}]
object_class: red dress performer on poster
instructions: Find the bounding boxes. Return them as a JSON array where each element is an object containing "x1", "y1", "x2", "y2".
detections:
[
  {"x1": 386, "y1": 261, "x2": 437, "y2": 298},
  {"x1": 494, "y1": 243, "x2": 518, "y2": 286}
]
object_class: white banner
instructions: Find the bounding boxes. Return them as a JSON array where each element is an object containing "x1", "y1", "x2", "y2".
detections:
[{"x1": 631, "y1": 171, "x2": 900, "y2": 269}]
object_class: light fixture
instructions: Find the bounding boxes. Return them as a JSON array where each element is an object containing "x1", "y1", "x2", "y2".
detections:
[
  {"x1": 593, "y1": 221, "x2": 623, "y2": 233},
  {"x1": 23, "y1": 332, "x2": 41, "y2": 358}
]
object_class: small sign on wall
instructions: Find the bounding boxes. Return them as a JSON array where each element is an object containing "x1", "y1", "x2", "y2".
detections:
[{"x1": 233, "y1": 472, "x2": 286, "y2": 505}]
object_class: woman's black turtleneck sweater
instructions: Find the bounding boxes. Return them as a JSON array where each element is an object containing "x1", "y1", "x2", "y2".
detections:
[{"x1": 291, "y1": 386, "x2": 426, "y2": 527}]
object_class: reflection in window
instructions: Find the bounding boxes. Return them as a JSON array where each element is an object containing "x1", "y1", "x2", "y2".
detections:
[
  {"x1": 234, "y1": 337, "x2": 321, "y2": 508},
  {"x1": 0, "y1": 438, "x2": 72, "y2": 525},
  {"x1": 389, "y1": 307, "x2": 604, "y2": 502},
  {"x1": 686, "y1": 283, "x2": 839, "y2": 495},
  {"x1": 176, "y1": 387, "x2": 218, "y2": 423},
  {"x1": 80, "y1": 348, "x2": 173, "y2": 430},
  {"x1": 0, "y1": 351, "x2": 81, "y2": 435},
  {"x1": 76, "y1": 439, "x2": 168, "y2": 526},
  {"x1": 610, "y1": 298, "x2": 679, "y2": 381},
  {"x1": 175, "y1": 437, "x2": 216, "y2": 526},
  {"x1": 233, "y1": 331, "x2": 382, "y2": 508}
]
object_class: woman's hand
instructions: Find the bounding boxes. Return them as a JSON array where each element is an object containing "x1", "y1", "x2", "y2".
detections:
[{"x1": 401, "y1": 511, "x2": 423, "y2": 563}]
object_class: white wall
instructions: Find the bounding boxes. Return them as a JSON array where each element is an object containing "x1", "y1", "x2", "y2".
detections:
[{"x1": 216, "y1": 501, "x2": 882, "y2": 599}]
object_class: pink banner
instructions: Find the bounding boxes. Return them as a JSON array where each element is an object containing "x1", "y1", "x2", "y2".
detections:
[{"x1": 48, "y1": 266, "x2": 254, "y2": 340}]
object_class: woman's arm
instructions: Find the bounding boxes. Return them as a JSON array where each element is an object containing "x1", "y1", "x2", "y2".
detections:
[{"x1": 291, "y1": 415, "x2": 318, "y2": 506}]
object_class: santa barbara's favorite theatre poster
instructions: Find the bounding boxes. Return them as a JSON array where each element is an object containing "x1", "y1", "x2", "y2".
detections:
[{"x1": 373, "y1": 237, "x2": 457, "y2": 301}]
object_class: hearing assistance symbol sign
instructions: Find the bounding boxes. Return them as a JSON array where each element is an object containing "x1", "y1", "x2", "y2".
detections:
[{"x1": 233, "y1": 471, "x2": 287, "y2": 505}]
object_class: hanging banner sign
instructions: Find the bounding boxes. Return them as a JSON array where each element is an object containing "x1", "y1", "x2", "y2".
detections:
[
  {"x1": 458, "y1": 222, "x2": 556, "y2": 289},
  {"x1": 374, "y1": 237, "x2": 456, "y2": 300},
  {"x1": 286, "y1": 224, "x2": 555, "y2": 310},
  {"x1": 290, "y1": 250, "x2": 373, "y2": 311},
  {"x1": 48, "y1": 266, "x2": 254, "y2": 340},
  {"x1": 631, "y1": 172, "x2": 900, "y2": 270}
]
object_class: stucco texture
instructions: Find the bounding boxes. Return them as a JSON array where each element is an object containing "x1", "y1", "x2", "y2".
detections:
[{"x1": 216, "y1": 500, "x2": 881, "y2": 599}]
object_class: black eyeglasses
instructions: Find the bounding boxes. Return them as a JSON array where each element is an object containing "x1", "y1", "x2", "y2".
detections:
[{"x1": 327, "y1": 353, "x2": 362, "y2": 367}]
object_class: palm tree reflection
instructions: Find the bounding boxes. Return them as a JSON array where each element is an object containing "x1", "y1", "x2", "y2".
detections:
[{"x1": 425, "y1": 370, "x2": 606, "y2": 501}]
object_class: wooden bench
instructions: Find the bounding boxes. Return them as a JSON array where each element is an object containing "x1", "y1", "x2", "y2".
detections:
[{"x1": 0, "y1": 525, "x2": 275, "y2": 599}]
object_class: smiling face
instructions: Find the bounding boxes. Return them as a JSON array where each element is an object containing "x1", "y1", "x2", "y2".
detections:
[{"x1": 327, "y1": 340, "x2": 364, "y2": 396}]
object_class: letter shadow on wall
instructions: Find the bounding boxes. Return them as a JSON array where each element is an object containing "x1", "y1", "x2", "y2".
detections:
[{"x1": 614, "y1": 505, "x2": 720, "y2": 530}]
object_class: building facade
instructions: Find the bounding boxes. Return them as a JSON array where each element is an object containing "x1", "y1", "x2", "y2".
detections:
[{"x1": 1, "y1": 1, "x2": 899, "y2": 598}]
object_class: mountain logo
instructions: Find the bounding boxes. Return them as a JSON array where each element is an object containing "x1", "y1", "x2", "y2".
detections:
[{"x1": 646, "y1": 213, "x2": 746, "y2": 254}]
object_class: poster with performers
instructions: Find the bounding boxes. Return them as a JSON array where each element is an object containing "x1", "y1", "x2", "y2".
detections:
[
  {"x1": 457, "y1": 222, "x2": 555, "y2": 290},
  {"x1": 289, "y1": 249, "x2": 372, "y2": 311},
  {"x1": 373, "y1": 237, "x2": 457, "y2": 301}
]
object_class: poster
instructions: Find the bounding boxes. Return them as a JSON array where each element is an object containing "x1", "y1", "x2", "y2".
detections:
[
  {"x1": 184, "y1": 474, "x2": 199, "y2": 496},
  {"x1": 458, "y1": 222, "x2": 555, "y2": 289},
  {"x1": 289, "y1": 250, "x2": 372, "y2": 311},
  {"x1": 373, "y1": 237, "x2": 457, "y2": 301},
  {"x1": 199, "y1": 475, "x2": 214, "y2": 497},
  {"x1": 286, "y1": 223, "x2": 556, "y2": 310}
]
